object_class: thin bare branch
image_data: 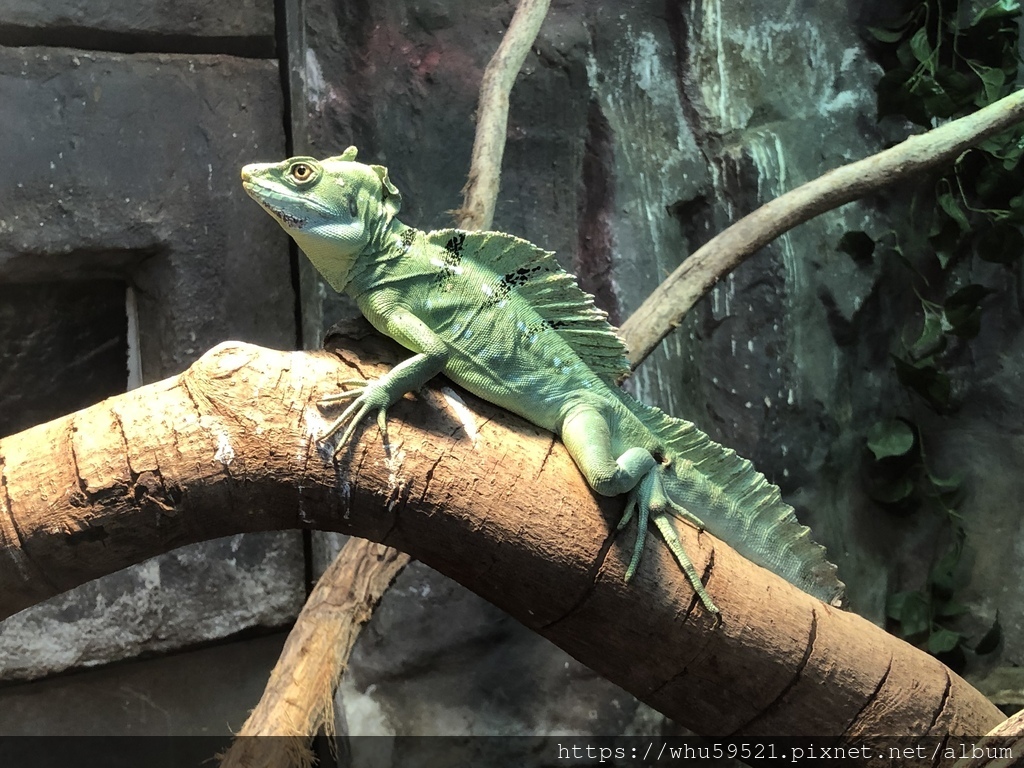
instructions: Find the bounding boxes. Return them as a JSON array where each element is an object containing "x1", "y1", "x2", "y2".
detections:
[
  {"x1": 620, "y1": 88, "x2": 1024, "y2": 366},
  {"x1": 457, "y1": 0, "x2": 552, "y2": 230},
  {"x1": 219, "y1": 540, "x2": 408, "y2": 767}
]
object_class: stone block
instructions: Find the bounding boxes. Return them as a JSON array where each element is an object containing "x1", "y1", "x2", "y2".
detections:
[
  {"x1": 0, "y1": 47, "x2": 295, "y2": 377},
  {"x1": 0, "y1": 48, "x2": 303, "y2": 678},
  {"x1": 0, "y1": 0, "x2": 275, "y2": 41},
  {"x1": 0, "y1": 533, "x2": 304, "y2": 681}
]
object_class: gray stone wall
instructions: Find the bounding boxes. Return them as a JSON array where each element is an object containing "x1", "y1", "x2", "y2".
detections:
[{"x1": 0, "y1": 0, "x2": 305, "y2": 732}]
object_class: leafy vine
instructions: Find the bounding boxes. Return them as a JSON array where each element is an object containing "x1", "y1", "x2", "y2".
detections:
[{"x1": 850, "y1": 0, "x2": 1020, "y2": 665}]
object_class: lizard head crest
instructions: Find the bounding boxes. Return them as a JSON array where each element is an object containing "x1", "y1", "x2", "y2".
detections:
[{"x1": 241, "y1": 147, "x2": 404, "y2": 292}]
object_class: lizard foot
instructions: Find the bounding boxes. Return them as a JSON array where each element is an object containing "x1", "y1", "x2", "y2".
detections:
[
  {"x1": 317, "y1": 378, "x2": 392, "y2": 456},
  {"x1": 619, "y1": 465, "x2": 719, "y2": 616}
]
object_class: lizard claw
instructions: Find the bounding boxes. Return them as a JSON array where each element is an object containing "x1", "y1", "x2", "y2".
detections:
[
  {"x1": 619, "y1": 465, "x2": 719, "y2": 616},
  {"x1": 317, "y1": 378, "x2": 392, "y2": 455}
]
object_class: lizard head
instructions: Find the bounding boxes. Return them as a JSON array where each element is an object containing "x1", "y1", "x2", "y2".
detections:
[{"x1": 241, "y1": 146, "x2": 402, "y2": 292}]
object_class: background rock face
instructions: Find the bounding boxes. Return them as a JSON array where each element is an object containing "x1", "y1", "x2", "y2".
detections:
[
  {"x1": 1, "y1": 0, "x2": 1021, "y2": 746},
  {"x1": 0, "y1": 0, "x2": 305, "y2": 719}
]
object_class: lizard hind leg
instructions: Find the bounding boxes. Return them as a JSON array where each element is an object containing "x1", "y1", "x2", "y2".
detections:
[{"x1": 624, "y1": 465, "x2": 719, "y2": 616}]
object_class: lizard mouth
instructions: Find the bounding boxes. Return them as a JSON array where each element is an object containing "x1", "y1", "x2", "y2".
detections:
[
  {"x1": 242, "y1": 178, "x2": 335, "y2": 222},
  {"x1": 242, "y1": 180, "x2": 310, "y2": 229}
]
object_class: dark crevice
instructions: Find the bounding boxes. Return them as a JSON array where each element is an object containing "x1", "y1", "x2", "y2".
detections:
[
  {"x1": 839, "y1": 653, "x2": 894, "y2": 739},
  {"x1": 575, "y1": 97, "x2": 621, "y2": 324},
  {"x1": 534, "y1": 435, "x2": 559, "y2": 479},
  {"x1": 272, "y1": 0, "x2": 303, "y2": 353},
  {"x1": 925, "y1": 668, "x2": 953, "y2": 737},
  {"x1": 0, "y1": 24, "x2": 275, "y2": 58},
  {"x1": 727, "y1": 607, "x2": 820, "y2": 736},
  {"x1": 663, "y1": 0, "x2": 716, "y2": 156},
  {"x1": 537, "y1": 512, "x2": 622, "y2": 632},
  {"x1": 271, "y1": 0, "x2": 312, "y2": 592}
]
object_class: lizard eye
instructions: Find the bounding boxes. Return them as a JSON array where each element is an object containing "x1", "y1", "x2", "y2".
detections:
[{"x1": 289, "y1": 162, "x2": 315, "y2": 183}]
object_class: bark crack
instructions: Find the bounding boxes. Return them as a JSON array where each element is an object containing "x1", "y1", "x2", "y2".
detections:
[
  {"x1": 838, "y1": 652, "x2": 894, "y2": 739},
  {"x1": 417, "y1": 451, "x2": 447, "y2": 506},
  {"x1": 0, "y1": 447, "x2": 59, "y2": 593},
  {"x1": 726, "y1": 606, "x2": 819, "y2": 736},
  {"x1": 67, "y1": 416, "x2": 91, "y2": 504},
  {"x1": 926, "y1": 666, "x2": 953, "y2": 735},
  {"x1": 534, "y1": 434, "x2": 559, "y2": 479},
  {"x1": 0, "y1": 451, "x2": 27, "y2": 572},
  {"x1": 537, "y1": 501, "x2": 629, "y2": 632},
  {"x1": 110, "y1": 408, "x2": 139, "y2": 482}
]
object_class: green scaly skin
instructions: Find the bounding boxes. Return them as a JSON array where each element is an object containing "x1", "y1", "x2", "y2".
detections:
[{"x1": 241, "y1": 147, "x2": 845, "y2": 616}]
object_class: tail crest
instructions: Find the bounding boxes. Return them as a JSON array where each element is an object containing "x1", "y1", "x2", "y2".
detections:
[{"x1": 619, "y1": 392, "x2": 844, "y2": 606}]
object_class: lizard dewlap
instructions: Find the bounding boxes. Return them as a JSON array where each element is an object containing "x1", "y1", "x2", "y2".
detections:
[{"x1": 241, "y1": 148, "x2": 844, "y2": 614}]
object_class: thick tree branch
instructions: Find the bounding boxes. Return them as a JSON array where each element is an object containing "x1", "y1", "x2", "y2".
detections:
[
  {"x1": 0, "y1": 328, "x2": 1002, "y2": 755},
  {"x1": 619, "y1": 88, "x2": 1024, "y2": 365}
]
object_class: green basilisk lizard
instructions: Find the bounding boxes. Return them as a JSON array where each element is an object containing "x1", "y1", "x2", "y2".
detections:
[{"x1": 241, "y1": 147, "x2": 844, "y2": 615}]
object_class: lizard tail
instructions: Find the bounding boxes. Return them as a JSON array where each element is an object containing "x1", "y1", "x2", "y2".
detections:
[{"x1": 618, "y1": 391, "x2": 845, "y2": 607}]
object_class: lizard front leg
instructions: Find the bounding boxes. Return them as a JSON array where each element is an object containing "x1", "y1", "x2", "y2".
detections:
[{"x1": 320, "y1": 300, "x2": 449, "y2": 454}]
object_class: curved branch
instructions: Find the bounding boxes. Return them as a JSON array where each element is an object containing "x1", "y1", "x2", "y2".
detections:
[
  {"x1": 619, "y1": 88, "x2": 1024, "y2": 366},
  {"x1": 457, "y1": 0, "x2": 551, "y2": 230},
  {"x1": 219, "y1": 539, "x2": 408, "y2": 767},
  {"x1": 0, "y1": 331, "x2": 1002, "y2": 752}
]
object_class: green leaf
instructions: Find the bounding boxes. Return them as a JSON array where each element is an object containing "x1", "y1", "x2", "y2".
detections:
[
  {"x1": 928, "y1": 627, "x2": 963, "y2": 654},
  {"x1": 944, "y1": 284, "x2": 993, "y2": 338},
  {"x1": 946, "y1": 283, "x2": 992, "y2": 308},
  {"x1": 929, "y1": 215, "x2": 963, "y2": 269},
  {"x1": 866, "y1": 419, "x2": 916, "y2": 460},
  {"x1": 971, "y1": 0, "x2": 1022, "y2": 24},
  {"x1": 893, "y1": 356, "x2": 951, "y2": 409},
  {"x1": 930, "y1": 527, "x2": 965, "y2": 596},
  {"x1": 876, "y1": 68, "x2": 933, "y2": 126},
  {"x1": 909, "y1": 27, "x2": 935, "y2": 70},
  {"x1": 935, "y1": 600, "x2": 968, "y2": 618},
  {"x1": 838, "y1": 231, "x2": 876, "y2": 265},
  {"x1": 908, "y1": 313, "x2": 946, "y2": 359},
  {"x1": 869, "y1": 475, "x2": 916, "y2": 505},
  {"x1": 888, "y1": 590, "x2": 930, "y2": 637},
  {"x1": 867, "y1": 26, "x2": 907, "y2": 43},
  {"x1": 970, "y1": 63, "x2": 1007, "y2": 105},
  {"x1": 926, "y1": 469, "x2": 963, "y2": 492},
  {"x1": 886, "y1": 591, "x2": 907, "y2": 620},
  {"x1": 975, "y1": 615, "x2": 1002, "y2": 655},
  {"x1": 915, "y1": 76, "x2": 958, "y2": 119},
  {"x1": 937, "y1": 189, "x2": 971, "y2": 231}
]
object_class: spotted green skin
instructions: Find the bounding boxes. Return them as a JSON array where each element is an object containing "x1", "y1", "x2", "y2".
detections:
[{"x1": 241, "y1": 148, "x2": 844, "y2": 615}]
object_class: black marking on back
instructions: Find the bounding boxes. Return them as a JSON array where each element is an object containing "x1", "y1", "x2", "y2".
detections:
[
  {"x1": 399, "y1": 228, "x2": 416, "y2": 252},
  {"x1": 484, "y1": 264, "x2": 550, "y2": 307},
  {"x1": 434, "y1": 233, "x2": 466, "y2": 290}
]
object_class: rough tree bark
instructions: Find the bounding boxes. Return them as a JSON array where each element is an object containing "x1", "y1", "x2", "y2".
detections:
[{"x1": 0, "y1": 323, "x2": 1003, "y2": 760}]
